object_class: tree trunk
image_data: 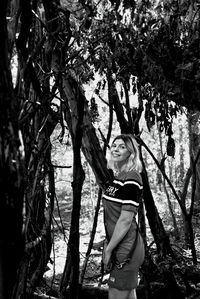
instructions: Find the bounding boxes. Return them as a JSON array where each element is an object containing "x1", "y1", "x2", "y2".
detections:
[
  {"x1": 157, "y1": 122, "x2": 179, "y2": 240},
  {"x1": 61, "y1": 75, "x2": 114, "y2": 190},
  {"x1": 0, "y1": 1, "x2": 25, "y2": 298},
  {"x1": 12, "y1": 0, "x2": 60, "y2": 295},
  {"x1": 188, "y1": 111, "x2": 200, "y2": 216},
  {"x1": 59, "y1": 74, "x2": 85, "y2": 299},
  {"x1": 62, "y1": 154, "x2": 85, "y2": 299},
  {"x1": 179, "y1": 123, "x2": 185, "y2": 185},
  {"x1": 141, "y1": 158, "x2": 174, "y2": 257},
  {"x1": 179, "y1": 110, "x2": 200, "y2": 263},
  {"x1": 80, "y1": 188, "x2": 102, "y2": 285},
  {"x1": 107, "y1": 70, "x2": 131, "y2": 134}
]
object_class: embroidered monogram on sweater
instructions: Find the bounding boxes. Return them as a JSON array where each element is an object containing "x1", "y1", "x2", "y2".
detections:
[{"x1": 106, "y1": 186, "x2": 119, "y2": 196}]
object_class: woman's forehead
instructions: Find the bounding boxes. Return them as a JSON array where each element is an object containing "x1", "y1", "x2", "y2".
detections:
[{"x1": 112, "y1": 138, "x2": 126, "y2": 145}]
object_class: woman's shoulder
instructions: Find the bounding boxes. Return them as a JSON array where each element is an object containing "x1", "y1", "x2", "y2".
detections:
[{"x1": 123, "y1": 170, "x2": 142, "y2": 185}]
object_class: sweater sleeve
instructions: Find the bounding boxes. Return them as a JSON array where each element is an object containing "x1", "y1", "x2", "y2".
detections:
[{"x1": 121, "y1": 171, "x2": 143, "y2": 212}]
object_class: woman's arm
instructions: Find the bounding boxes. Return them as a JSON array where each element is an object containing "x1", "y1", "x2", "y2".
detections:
[{"x1": 103, "y1": 210, "x2": 134, "y2": 267}]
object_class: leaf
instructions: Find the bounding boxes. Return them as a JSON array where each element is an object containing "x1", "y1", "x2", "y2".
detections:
[
  {"x1": 120, "y1": 86, "x2": 124, "y2": 99},
  {"x1": 89, "y1": 97, "x2": 99, "y2": 123},
  {"x1": 145, "y1": 102, "x2": 155, "y2": 131},
  {"x1": 167, "y1": 136, "x2": 175, "y2": 157}
]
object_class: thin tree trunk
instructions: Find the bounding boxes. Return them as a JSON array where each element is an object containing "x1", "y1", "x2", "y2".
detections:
[
  {"x1": 179, "y1": 123, "x2": 185, "y2": 185},
  {"x1": 79, "y1": 188, "x2": 102, "y2": 284},
  {"x1": 156, "y1": 120, "x2": 179, "y2": 240},
  {"x1": 59, "y1": 74, "x2": 85, "y2": 299},
  {"x1": 141, "y1": 156, "x2": 174, "y2": 257},
  {"x1": 188, "y1": 111, "x2": 200, "y2": 217}
]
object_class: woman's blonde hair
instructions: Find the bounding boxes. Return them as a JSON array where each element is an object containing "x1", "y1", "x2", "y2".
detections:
[{"x1": 108, "y1": 134, "x2": 143, "y2": 173}]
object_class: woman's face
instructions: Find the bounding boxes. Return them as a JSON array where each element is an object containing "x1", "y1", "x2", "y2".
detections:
[{"x1": 110, "y1": 138, "x2": 131, "y2": 164}]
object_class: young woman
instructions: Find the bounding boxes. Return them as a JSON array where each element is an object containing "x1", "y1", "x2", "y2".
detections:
[{"x1": 102, "y1": 134, "x2": 145, "y2": 299}]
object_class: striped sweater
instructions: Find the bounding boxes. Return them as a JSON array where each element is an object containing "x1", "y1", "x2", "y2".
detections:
[{"x1": 102, "y1": 170, "x2": 143, "y2": 253}]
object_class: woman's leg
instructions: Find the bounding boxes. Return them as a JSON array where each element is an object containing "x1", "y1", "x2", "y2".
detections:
[
  {"x1": 128, "y1": 289, "x2": 137, "y2": 299},
  {"x1": 109, "y1": 287, "x2": 129, "y2": 299},
  {"x1": 109, "y1": 288, "x2": 137, "y2": 299}
]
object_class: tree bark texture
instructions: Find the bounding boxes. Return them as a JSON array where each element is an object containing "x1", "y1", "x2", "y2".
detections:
[
  {"x1": 188, "y1": 111, "x2": 200, "y2": 212},
  {"x1": 0, "y1": 1, "x2": 25, "y2": 298},
  {"x1": 61, "y1": 75, "x2": 114, "y2": 190},
  {"x1": 11, "y1": 0, "x2": 58, "y2": 295},
  {"x1": 59, "y1": 74, "x2": 85, "y2": 299},
  {"x1": 141, "y1": 161, "x2": 174, "y2": 257}
]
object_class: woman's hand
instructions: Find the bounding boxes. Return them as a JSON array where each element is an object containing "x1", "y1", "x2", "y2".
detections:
[
  {"x1": 103, "y1": 241, "x2": 112, "y2": 270},
  {"x1": 102, "y1": 210, "x2": 134, "y2": 271}
]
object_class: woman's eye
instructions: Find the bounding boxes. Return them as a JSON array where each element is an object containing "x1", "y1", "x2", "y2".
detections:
[
  {"x1": 111, "y1": 142, "x2": 126, "y2": 149},
  {"x1": 114, "y1": 145, "x2": 125, "y2": 149}
]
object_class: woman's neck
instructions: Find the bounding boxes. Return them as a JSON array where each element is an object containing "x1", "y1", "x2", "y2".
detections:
[{"x1": 115, "y1": 162, "x2": 125, "y2": 174}]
